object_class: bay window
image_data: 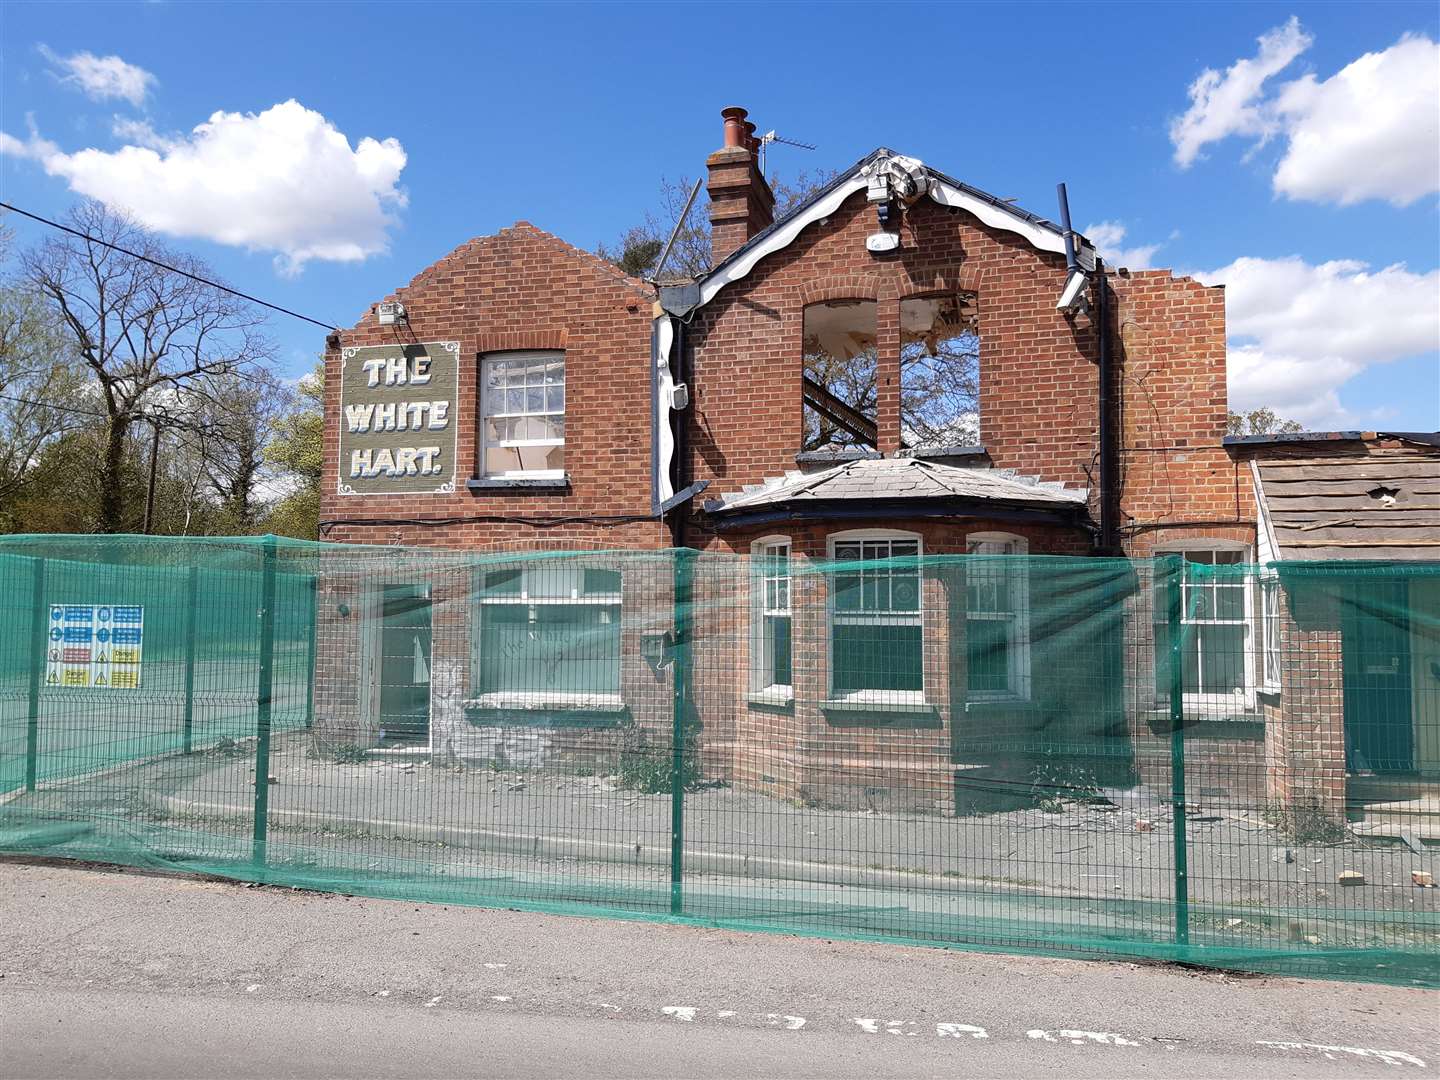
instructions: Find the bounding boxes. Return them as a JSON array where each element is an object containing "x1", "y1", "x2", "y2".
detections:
[
  {"x1": 965, "y1": 533, "x2": 1031, "y2": 700},
  {"x1": 750, "y1": 538, "x2": 793, "y2": 702},
  {"x1": 828, "y1": 533, "x2": 923, "y2": 702}
]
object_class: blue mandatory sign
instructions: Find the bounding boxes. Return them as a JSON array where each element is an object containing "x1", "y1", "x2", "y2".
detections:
[
  {"x1": 98, "y1": 607, "x2": 112, "y2": 622},
  {"x1": 51, "y1": 606, "x2": 63, "y2": 621},
  {"x1": 96, "y1": 628, "x2": 111, "y2": 643},
  {"x1": 50, "y1": 627, "x2": 63, "y2": 641}
]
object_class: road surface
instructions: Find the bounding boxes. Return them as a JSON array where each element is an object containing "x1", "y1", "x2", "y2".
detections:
[{"x1": 2, "y1": 858, "x2": 1436, "y2": 1078}]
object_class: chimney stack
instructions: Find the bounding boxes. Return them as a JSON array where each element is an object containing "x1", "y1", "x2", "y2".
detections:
[{"x1": 707, "y1": 106, "x2": 775, "y2": 265}]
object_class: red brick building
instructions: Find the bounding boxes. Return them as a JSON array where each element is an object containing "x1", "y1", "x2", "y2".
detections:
[{"x1": 317, "y1": 108, "x2": 1438, "y2": 818}]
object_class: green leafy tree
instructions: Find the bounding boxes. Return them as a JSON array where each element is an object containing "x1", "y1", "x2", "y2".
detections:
[
  {"x1": 261, "y1": 361, "x2": 324, "y2": 539},
  {"x1": 1227, "y1": 407, "x2": 1304, "y2": 436}
]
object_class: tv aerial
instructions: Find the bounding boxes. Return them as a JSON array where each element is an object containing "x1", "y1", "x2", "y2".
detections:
[{"x1": 758, "y1": 130, "x2": 817, "y2": 173}]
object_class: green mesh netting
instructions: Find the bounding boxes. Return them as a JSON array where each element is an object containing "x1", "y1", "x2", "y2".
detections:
[{"x1": 1, "y1": 534, "x2": 1435, "y2": 987}]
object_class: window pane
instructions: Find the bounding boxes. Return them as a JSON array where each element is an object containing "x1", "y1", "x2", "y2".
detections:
[
  {"x1": 891, "y1": 572, "x2": 919, "y2": 611},
  {"x1": 1185, "y1": 624, "x2": 1246, "y2": 694},
  {"x1": 833, "y1": 623, "x2": 922, "y2": 694},
  {"x1": 967, "y1": 616, "x2": 1010, "y2": 693},
  {"x1": 583, "y1": 569, "x2": 621, "y2": 596},
  {"x1": 484, "y1": 569, "x2": 522, "y2": 595},
  {"x1": 767, "y1": 614, "x2": 792, "y2": 687},
  {"x1": 479, "y1": 604, "x2": 619, "y2": 694}
]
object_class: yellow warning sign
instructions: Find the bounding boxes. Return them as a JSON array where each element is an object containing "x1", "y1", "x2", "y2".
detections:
[
  {"x1": 109, "y1": 669, "x2": 138, "y2": 689},
  {"x1": 62, "y1": 667, "x2": 89, "y2": 686}
]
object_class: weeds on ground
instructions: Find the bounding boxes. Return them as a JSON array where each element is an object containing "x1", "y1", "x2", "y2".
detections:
[
  {"x1": 1029, "y1": 749, "x2": 1101, "y2": 813},
  {"x1": 1261, "y1": 797, "x2": 1349, "y2": 844}
]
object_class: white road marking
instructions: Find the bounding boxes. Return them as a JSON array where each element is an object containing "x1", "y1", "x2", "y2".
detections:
[
  {"x1": 424, "y1": 995, "x2": 442, "y2": 1008},
  {"x1": 764, "y1": 1014, "x2": 807, "y2": 1031},
  {"x1": 717, "y1": 1010, "x2": 737, "y2": 1018},
  {"x1": 854, "y1": 1019, "x2": 919, "y2": 1036},
  {"x1": 1257, "y1": 1041, "x2": 1426, "y2": 1068},
  {"x1": 661, "y1": 1007, "x2": 698, "y2": 1022},
  {"x1": 245, "y1": 984, "x2": 260, "y2": 993},
  {"x1": 937, "y1": 1023, "x2": 988, "y2": 1039},
  {"x1": 375, "y1": 990, "x2": 390, "y2": 998},
  {"x1": 483, "y1": 962, "x2": 508, "y2": 969},
  {"x1": 1027, "y1": 1029, "x2": 1139, "y2": 1047},
  {"x1": 490, "y1": 995, "x2": 512, "y2": 1002}
]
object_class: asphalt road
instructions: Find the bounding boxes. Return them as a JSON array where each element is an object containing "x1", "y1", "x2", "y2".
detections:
[{"x1": 2, "y1": 859, "x2": 1437, "y2": 1079}]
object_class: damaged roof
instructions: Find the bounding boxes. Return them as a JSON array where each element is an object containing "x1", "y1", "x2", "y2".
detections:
[
  {"x1": 1252, "y1": 440, "x2": 1440, "y2": 561},
  {"x1": 662, "y1": 148, "x2": 1097, "y2": 315},
  {"x1": 704, "y1": 456, "x2": 1088, "y2": 529}
]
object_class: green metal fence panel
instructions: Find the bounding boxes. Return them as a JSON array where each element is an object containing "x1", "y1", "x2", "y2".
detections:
[{"x1": 0, "y1": 534, "x2": 1435, "y2": 987}]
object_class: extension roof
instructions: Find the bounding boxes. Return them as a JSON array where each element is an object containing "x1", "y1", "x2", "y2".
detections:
[
  {"x1": 703, "y1": 456, "x2": 1088, "y2": 530},
  {"x1": 1250, "y1": 438, "x2": 1440, "y2": 561}
]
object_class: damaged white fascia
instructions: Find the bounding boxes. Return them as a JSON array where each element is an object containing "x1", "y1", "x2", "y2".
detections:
[
  {"x1": 652, "y1": 314, "x2": 682, "y2": 508},
  {"x1": 688, "y1": 153, "x2": 1098, "y2": 311}
]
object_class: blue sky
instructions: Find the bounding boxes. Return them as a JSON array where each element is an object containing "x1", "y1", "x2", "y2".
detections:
[{"x1": 2, "y1": 0, "x2": 1436, "y2": 430}]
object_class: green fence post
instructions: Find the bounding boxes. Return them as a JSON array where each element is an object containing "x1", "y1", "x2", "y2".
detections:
[
  {"x1": 670, "y1": 547, "x2": 696, "y2": 916},
  {"x1": 25, "y1": 557, "x2": 46, "y2": 792},
  {"x1": 304, "y1": 575, "x2": 318, "y2": 730},
  {"x1": 1165, "y1": 554, "x2": 1190, "y2": 949},
  {"x1": 182, "y1": 565, "x2": 198, "y2": 754},
  {"x1": 252, "y1": 536, "x2": 279, "y2": 867}
]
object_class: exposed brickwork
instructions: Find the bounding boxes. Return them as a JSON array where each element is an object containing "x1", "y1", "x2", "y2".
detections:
[
  {"x1": 309, "y1": 139, "x2": 1380, "y2": 816},
  {"x1": 320, "y1": 222, "x2": 667, "y2": 553}
]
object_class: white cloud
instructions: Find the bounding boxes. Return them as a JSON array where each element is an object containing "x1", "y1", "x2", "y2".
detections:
[
  {"x1": 1272, "y1": 36, "x2": 1440, "y2": 207},
  {"x1": 109, "y1": 116, "x2": 177, "y2": 152},
  {"x1": 1170, "y1": 17, "x2": 1311, "y2": 169},
  {"x1": 1170, "y1": 22, "x2": 1439, "y2": 207},
  {"x1": 1196, "y1": 256, "x2": 1440, "y2": 426},
  {"x1": 1083, "y1": 220, "x2": 1162, "y2": 270},
  {"x1": 38, "y1": 45, "x2": 155, "y2": 107},
  {"x1": 4, "y1": 100, "x2": 407, "y2": 275}
]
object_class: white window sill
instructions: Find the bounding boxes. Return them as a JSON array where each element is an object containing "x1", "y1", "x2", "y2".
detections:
[
  {"x1": 747, "y1": 685, "x2": 794, "y2": 708},
  {"x1": 823, "y1": 690, "x2": 930, "y2": 711},
  {"x1": 464, "y1": 691, "x2": 624, "y2": 712},
  {"x1": 468, "y1": 475, "x2": 569, "y2": 491},
  {"x1": 964, "y1": 693, "x2": 1035, "y2": 709}
]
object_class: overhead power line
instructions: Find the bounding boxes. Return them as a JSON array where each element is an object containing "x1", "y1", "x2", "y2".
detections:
[{"x1": 0, "y1": 201, "x2": 341, "y2": 331}]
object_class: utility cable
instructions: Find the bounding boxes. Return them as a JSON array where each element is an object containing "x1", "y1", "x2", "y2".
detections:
[{"x1": 0, "y1": 201, "x2": 341, "y2": 331}]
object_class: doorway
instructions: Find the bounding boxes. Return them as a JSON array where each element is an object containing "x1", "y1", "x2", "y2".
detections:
[
  {"x1": 376, "y1": 586, "x2": 432, "y2": 744},
  {"x1": 1343, "y1": 580, "x2": 1413, "y2": 774}
]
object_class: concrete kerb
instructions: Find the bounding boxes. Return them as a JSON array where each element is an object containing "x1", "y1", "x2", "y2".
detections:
[{"x1": 158, "y1": 793, "x2": 1111, "y2": 903}]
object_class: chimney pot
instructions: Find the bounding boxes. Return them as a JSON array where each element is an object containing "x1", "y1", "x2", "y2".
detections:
[
  {"x1": 721, "y1": 106, "x2": 748, "y2": 148},
  {"x1": 708, "y1": 106, "x2": 775, "y2": 264}
]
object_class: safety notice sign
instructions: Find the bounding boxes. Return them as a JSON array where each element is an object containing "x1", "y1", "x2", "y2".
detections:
[{"x1": 44, "y1": 604, "x2": 144, "y2": 689}]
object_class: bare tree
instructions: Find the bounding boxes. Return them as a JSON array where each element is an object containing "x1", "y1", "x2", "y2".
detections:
[
  {"x1": 600, "y1": 169, "x2": 837, "y2": 281},
  {"x1": 22, "y1": 202, "x2": 274, "y2": 532},
  {"x1": 0, "y1": 251, "x2": 87, "y2": 501}
]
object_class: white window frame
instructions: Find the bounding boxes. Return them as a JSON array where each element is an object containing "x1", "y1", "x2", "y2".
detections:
[
  {"x1": 470, "y1": 563, "x2": 622, "y2": 708},
  {"x1": 749, "y1": 536, "x2": 793, "y2": 703},
  {"x1": 1259, "y1": 573, "x2": 1282, "y2": 694},
  {"x1": 479, "y1": 350, "x2": 565, "y2": 480},
  {"x1": 825, "y1": 529, "x2": 925, "y2": 707},
  {"x1": 964, "y1": 532, "x2": 1032, "y2": 702},
  {"x1": 1154, "y1": 540, "x2": 1255, "y2": 711}
]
